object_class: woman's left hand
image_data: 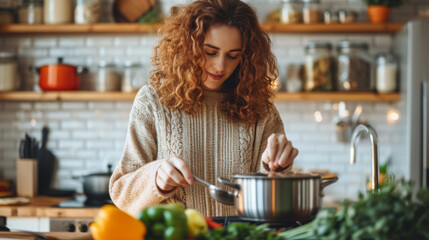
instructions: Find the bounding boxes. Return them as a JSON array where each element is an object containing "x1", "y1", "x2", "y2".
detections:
[{"x1": 261, "y1": 133, "x2": 298, "y2": 172}]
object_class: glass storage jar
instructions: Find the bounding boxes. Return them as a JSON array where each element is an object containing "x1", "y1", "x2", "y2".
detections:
[
  {"x1": 280, "y1": 0, "x2": 303, "y2": 24},
  {"x1": 323, "y1": 9, "x2": 338, "y2": 24},
  {"x1": 338, "y1": 9, "x2": 356, "y2": 24},
  {"x1": 0, "y1": 8, "x2": 15, "y2": 24},
  {"x1": 0, "y1": 51, "x2": 20, "y2": 91},
  {"x1": 303, "y1": 42, "x2": 335, "y2": 91},
  {"x1": 302, "y1": 0, "x2": 321, "y2": 24},
  {"x1": 375, "y1": 52, "x2": 397, "y2": 93},
  {"x1": 95, "y1": 61, "x2": 119, "y2": 92},
  {"x1": 121, "y1": 62, "x2": 148, "y2": 92},
  {"x1": 336, "y1": 41, "x2": 373, "y2": 91},
  {"x1": 18, "y1": 0, "x2": 43, "y2": 24},
  {"x1": 44, "y1": 0, "x2": 72, "y2": 24},
  {"x1": 286, "y1": 63, "x2": 303, "y2": 92},
  {"x1": 75, "y1": 0, "x2": 101, "y2": 24}
]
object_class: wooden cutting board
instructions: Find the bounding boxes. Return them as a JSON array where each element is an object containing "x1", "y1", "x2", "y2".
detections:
[{"x1": 113, "y1": 0, "x2": 157, "y2": 22}]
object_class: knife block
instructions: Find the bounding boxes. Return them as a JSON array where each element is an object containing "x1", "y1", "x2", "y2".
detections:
[{"x1": 16, "y1": 158, "x2": 38, "y2": 197}]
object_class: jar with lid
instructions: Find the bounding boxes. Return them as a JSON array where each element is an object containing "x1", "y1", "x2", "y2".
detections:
[
  {"x1": 302, "y1": 0, "x2": 321, "y2": 24},
  {"x1": 323, "y1": 9, "x2": 338, "y2": 24},
  {"x1": 75, "y1": 0, "x2": 101, "y2": 24},
  {"x1": 95, "y1": 61, "x2": 119, "y2": 92},
  {"x1": 18, "y1": 0, "x2": 43, "y2": 24},
  {"x1": 375, "y1": 52, "x2": 397, "y2": 93},
  {"x1": 303, "y1": 42, "x2": 335, "y2": 91},
  {"x1": 121, "y1": 62, "x2": 149, "y2": 92},
  {"x1": 0, "y1": 51, "x2": 20, "y2": 91},
  {"x1": 336, "y1": 41, "x2": 373, "y2": 91},
  {"x1": 280, "y1": 0, "x2": 303, "y2": 24},
  {"x1": 44, "y1": 0, "x2": 72, "y2": 24},
  {"x1": 0, "y1": 8, "x2": 15, "y2": 24},
  {"x1": 338, "y1": 9, "x2": 356, "y2": 24}
]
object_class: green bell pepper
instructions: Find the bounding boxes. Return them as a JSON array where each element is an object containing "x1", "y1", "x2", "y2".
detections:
[{"x1": 137, "y1": 203, "x2": 188, "y2": 240}]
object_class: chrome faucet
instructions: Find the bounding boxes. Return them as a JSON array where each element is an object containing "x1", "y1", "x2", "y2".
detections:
[{"x1": 350, "y1": 123, "x2": 380, "y2": 191}]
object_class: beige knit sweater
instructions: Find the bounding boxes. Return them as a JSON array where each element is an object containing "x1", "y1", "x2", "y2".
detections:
[{"x1": 109, "y1": 85, "x2": 290, "y2": 217}]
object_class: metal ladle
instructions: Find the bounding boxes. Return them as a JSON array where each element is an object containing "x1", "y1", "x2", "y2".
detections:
[{"x1": 193, "y1": 176, "x2": 234, "y2": 205}]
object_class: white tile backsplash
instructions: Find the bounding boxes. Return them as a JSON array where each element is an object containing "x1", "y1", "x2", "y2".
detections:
[
  {"x1": 58, "y1": 37, "x2": 86, "y2": 47},
  {"x1": 18, "y1": 48, "x2": 49, "y2": 58},
  {"x1": 85, "y1": 36, "x2": 115, "y2": 47},
  {"x1": 3, "y1": 37, "x2": 32, "y2": 48},
  {"x1": 113, "y1": 36, "x2": 141, "y2": 47},
  {"x1": 61, "y1": 102, "x2": 87, "y2": 110},
  {"x1": 33, "y1": 38, "x2": 58, "y2": 48}
]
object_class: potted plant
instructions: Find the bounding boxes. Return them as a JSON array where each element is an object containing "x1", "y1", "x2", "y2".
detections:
[{"x1": 364, "y1": 0, "x2": 403, "y2": 24}]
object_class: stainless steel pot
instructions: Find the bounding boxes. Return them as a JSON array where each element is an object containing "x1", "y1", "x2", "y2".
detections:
[
  {"x1": 74, "y1": 164, "x2": 112, "y2": 202},
  {"x1": 217, "y1": 172, "x2": 338, "y2": 223}
]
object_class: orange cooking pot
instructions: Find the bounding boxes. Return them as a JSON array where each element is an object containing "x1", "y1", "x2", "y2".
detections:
[{"x1": 35, "y1": 58, "x2": 88, "y2": 91}]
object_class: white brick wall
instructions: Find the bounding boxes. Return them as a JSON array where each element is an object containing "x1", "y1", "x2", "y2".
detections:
[
  {"x1": 0, "y1": 0, "x2": 423, "y2": 200},
  {"x1": 0, "y1": 99, "x2": 400, "y2": 199}
]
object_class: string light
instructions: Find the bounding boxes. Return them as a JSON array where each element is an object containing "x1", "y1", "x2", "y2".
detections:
[
  {"x1": 314, "y1": 111, "x2": 323, "y2": 122},
  {"x1": 387, "y1": 108, "x2": 400, "y2": 124}
]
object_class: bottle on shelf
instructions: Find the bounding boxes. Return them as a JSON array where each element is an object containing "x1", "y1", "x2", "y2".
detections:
[{"x1": 375, "y1": 52, "x2": 398, "y2": 93}]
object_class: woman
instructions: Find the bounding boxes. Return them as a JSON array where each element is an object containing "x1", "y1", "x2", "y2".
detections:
[{"x1": 109, "y1": 0, "x2": 299, "y2": 217}]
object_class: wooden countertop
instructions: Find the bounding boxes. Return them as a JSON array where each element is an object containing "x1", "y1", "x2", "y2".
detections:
[
  {"x1": 0, "y1": 196, "x2": 100, "y2": 218},
  {"x1": 0, "y1": 232, "x2": 92, "y2": 240}
]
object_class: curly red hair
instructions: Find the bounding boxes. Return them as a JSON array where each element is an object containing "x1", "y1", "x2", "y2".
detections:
[{"x1": 150, "y1": 0, "x2": 278, "y2": 123}]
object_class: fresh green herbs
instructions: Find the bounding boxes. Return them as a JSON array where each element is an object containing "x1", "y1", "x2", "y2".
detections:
[
  {"x1": 197, "y1": 222, "x2": 281, "y2": 240},
  {"x1": 279, "y1": 179, "x2": 429, "y2": 240}
]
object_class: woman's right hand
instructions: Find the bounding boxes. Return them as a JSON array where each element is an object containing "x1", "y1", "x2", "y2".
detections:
[{"x1": 156, "y1": 156, "x2": 194, "y2": 192}]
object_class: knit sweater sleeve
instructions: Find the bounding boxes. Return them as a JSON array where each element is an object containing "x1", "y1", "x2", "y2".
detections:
[
  {"x1": 258, "y1": 106, "x2": 294, "y2": 173},
  {"x1": 109, "y1": 86, "x2": 174, "y2": 216}
]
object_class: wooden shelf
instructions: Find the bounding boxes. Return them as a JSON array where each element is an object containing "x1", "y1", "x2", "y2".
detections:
[
  {"x1": 0, "y1": 23, "x2": 162, "y2": 34},
  {"x1": 274, "y1": 92, "x2": 400, "y2": 102},
  {"x1": 0, "y1": 91, "x2": 400, "y2": 102},
  {"x1": 262, "y1": 23, "x2": 403, "y2": 34},
  {"x1": 0, "y1": 23, "x2": 403, "y2": 34},
  {"x1": 0, "y1": 91, "x2": 138, "y2": 101}
]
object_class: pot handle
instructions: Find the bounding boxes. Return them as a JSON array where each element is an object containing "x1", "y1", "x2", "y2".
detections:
[
  {"x1": 217, "y1": 177, "x2": 240, "y2": 190},
  {"x1": 321, "y1": 176, "x2": 338, "y2": 189},
  {"x1": 77, "y1": 66, "x2": 88, "y2": 75},
  {"x1": 320, "y1": 176, "x2": 339, "y2": 197}
]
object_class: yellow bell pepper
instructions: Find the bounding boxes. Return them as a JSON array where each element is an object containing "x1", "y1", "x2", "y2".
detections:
[
  {"x1": 90, "y1": 204, "x2": 146, "y2": 240},
  {"x1": 184, "y1": 209, "x2": 208, "y2": 238}
]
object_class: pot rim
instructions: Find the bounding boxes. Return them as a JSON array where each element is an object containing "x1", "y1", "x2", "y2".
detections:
[
  {"x1": 39, "y1": 63, "x2": 78, "y2": 68},
  {"x1": 232, "y1": 172, "x2": 322, "y2": 180}
]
